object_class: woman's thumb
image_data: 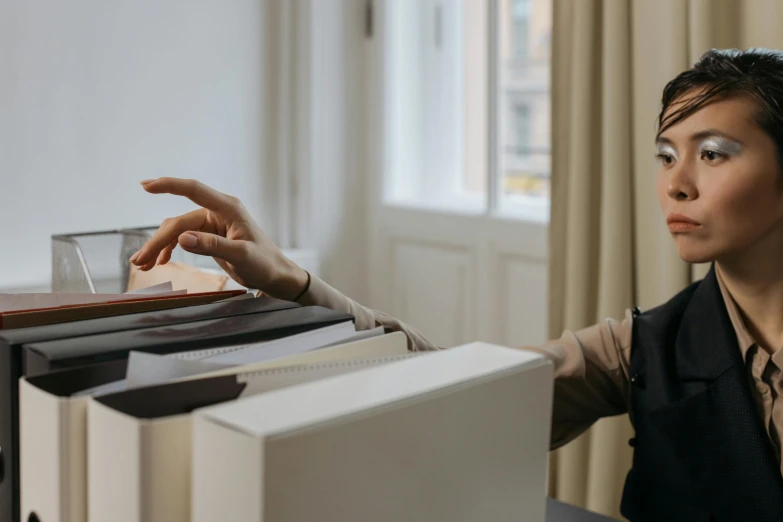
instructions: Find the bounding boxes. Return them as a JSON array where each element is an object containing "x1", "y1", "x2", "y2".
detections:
[{"x1": 178, "y1": 232, "x2": 246, "y2": 263}]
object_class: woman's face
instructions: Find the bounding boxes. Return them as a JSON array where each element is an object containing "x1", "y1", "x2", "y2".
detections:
[{"x1": 656, "y1": 93, "x2": 783, "y2": 264}]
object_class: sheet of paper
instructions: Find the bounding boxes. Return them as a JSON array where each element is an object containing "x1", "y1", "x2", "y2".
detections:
[
  {"x1": 195, "y1": 267, "x2": 248, "y2": 291},
  {"x1": 169, "y1": 343, "x2": 254, "y2": 361},
  {"x1": 126, "y1": 262, "x2": 228, "y2": 293},
  {"x1": 215, "y1": 292, "x2": 253, "y2": 302},
  {"x1": 70, "y1": 322, "x2": 360, "y2": 396},
  {"x1": 320, "y1": 326, "x2": 384, "y2": 348},
  {"x1": 200, "y1": 321, "x2": 357, "y2": 366},
  {"x1": 71, "y1": 378, "x2": 128, "y2": 397},
  {"x1": 71, "y1": 351, "x2": 233, "y2": 397},
  {"x1": 124, "y1": 282, "x2": 174, "y2": 295},
  {"x1": 70, "y1": 328, "x2": 386, "y2": 397},
  {"x1": 125, "y1": 351, "x2": 232, "y2": 388},
  {"x1": 237, "y1": 353, "x2": 417, "y2": 397}
]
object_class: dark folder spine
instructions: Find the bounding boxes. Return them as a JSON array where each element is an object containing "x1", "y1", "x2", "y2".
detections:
[{"x1": 0, "y1": 340, "x2": 21, "y2": 522}]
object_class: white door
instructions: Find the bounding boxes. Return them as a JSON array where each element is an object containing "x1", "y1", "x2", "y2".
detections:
[{"x1": 365, "y1": 0, "x2": 552, "y2": 349}]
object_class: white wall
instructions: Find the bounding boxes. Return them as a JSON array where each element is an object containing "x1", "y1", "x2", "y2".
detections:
[
  {"x1": 0, "y1": 0, "x2": 276, "y2": 290},
  {"x1": 296, "y1": 0, "x2": 370, "y2": 303}
]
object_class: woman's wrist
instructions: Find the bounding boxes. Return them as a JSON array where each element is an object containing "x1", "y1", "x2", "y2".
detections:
[
  {"x1": 268, "y1": 262, "x2": 311, "y2": 302},
  {"x1": 289, "y1": 269, "x2": 311, "y2": 302}
]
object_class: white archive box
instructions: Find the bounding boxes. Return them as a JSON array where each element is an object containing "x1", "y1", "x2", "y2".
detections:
[
  {"x1": 20, "y1": 361, "x2": 127, "y2": 522},
  {"x1": 191, "y1": 342, "x2": 554, "y2": 522},
  {"x1": 87, "y1": 333, "x2": 411, "y2": 522},
  {"x1": 21, "y1": 331, "x2": 407, "y2": 522}
]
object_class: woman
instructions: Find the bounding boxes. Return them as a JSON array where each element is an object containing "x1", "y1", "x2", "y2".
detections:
[{"x1": 131, "y1": 49, "x2": 783, "y2": 521}]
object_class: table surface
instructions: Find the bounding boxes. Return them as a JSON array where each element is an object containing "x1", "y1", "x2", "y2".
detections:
[{"x1": 547, "y1": 499, "x2": 619, "y2": 522}]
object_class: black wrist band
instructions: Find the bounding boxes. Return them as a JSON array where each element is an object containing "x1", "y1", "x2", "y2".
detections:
[{"x1": 291, "y1": 270, "x2": 311, "y2": 302}]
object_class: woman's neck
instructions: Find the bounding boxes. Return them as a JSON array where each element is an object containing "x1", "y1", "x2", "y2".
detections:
[{"x1": 717, "y1": 245, "x2": 783, "y2": 353}]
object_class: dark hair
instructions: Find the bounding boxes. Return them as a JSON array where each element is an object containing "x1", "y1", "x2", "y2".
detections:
[{"x1": 657, "y1": 48, "x2": 783, "y2": 167}]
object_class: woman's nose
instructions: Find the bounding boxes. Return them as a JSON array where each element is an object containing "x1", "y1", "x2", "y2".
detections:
[{"x1": 666, "y1": 164, "x2": 698, "y2": 201}]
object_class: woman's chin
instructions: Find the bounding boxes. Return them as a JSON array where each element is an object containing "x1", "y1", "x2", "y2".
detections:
[{"x1": 675, "y1": 241, "x2": 717, "y2": 265}]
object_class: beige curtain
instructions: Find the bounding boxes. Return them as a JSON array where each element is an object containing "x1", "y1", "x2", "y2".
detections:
[{"x1": 548, "y1": 0, "x2": 783, "y2": 518}]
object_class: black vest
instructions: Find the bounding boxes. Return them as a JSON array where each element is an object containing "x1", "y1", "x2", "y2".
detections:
[{"x1": 620, "y1": 267, "x2": 783, "y2": 521}]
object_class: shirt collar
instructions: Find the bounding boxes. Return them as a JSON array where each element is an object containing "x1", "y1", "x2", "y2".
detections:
[{"x1": 715, "y1": 266, "x2": 757, "y2": 363}]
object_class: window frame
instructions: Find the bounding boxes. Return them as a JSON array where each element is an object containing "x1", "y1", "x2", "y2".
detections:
[{"x1": 380, "y1": 0, "x2": 551, "y2": 224}]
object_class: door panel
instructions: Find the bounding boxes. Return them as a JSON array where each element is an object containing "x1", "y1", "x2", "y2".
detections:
[{"x1": 365, "y1": 0, "x2": 549, "y2": 351}]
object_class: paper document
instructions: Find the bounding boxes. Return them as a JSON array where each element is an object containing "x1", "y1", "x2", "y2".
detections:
[
  {"x1": 163, "y1": 327, "x2": 374, "y2": 363},
  {"x1": 321, "y1": 326, "x2": 384, "y2": 348},
  {"x1": 124, "y1": 282, "x2": 174, "y2": 295},
  {"x1": 125, "y1": 351, "x2": 232, "y2": 387},
  {"x1": 72, "y1": 352, "x2": 232, "y2": 397},
  {"x1": 216, "y1": 292, "x2": 254, "y2": 302},
  {"x1": 71, "y1": 322, "x2": 359, "y2": 396},
  {"x1": 201, "y1": 321, "x2": 357, "y2": 365},
  {"x1": 172, "y1": 331, "x2": 408, "y2": 383},
  {"x1": 72, "y1": 379, "x2": 128, "y2": 397},
  {"x1": 127, "y1": 262, "x2": 228, "y2": 293},
  {"x1": 236, "y1": 353, "x2": 418, "y2": 396}
]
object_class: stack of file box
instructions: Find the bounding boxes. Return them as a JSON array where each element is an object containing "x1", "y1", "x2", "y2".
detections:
[
  {"x1": 1, "y1": 289, "x2": 277, "y2": 522},
  {"x1": 5, "y1": 291, "x2": 554, "y2": 522}
]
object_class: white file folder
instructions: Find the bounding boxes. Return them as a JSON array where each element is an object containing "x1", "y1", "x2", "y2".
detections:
[
  {"x1": 191, "y1": 343, "x2": 554, "y2": 522},
  {"x1": 19, "y1": 361, "x2": 126, "y2": 522},
  {"x1": 87, "y1": 333, "x2": 410, "y2": 522},
  {"x1": 21, "y1": 332, "x2": 407, "y2": 522}
]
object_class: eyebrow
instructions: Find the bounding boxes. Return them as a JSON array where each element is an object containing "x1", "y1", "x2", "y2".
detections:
[{"x1": 656, "y1": 129, "x2": 745, "y2": 146}]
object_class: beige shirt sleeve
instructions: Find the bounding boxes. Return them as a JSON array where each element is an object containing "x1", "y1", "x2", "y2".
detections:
[
  {"x1": 296, "y1": 274, "x2": 440, "y2": 352},
  {"x1": 297, "y1": 274, "x2": 633, "y2": 448},
  {"x1": 523, "y1": 310, "x2": 633, "y2": 449}
]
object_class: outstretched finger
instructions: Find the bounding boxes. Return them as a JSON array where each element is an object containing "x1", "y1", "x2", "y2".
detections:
[
  {"x1": 138, "y1": 258, "x2": 158, "y2": 272},
  {"x1": 177, "y1": 231, "x2": 249, "y2": 265},
  {"x1": 141, "y1": 178, "x2": 242, "y2": 217},
  {"x1": 156, "y1": 239, "x2": 179, "y2": 266},
  {"x1": 130, "y1": 209, "x2": 207, "y2": 267}
]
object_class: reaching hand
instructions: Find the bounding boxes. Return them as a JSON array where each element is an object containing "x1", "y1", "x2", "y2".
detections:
[{"x1": 129, "y1": 178, "x2": 309, "y2": 301}]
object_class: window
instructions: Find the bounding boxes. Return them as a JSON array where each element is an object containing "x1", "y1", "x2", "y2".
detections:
[
  {"x1": 382, "y1": 0, "x2": 552, "y2": 221},
  {"x1": 512, "y1": 0, "x2": 530, "y2": 63},
  {"x1": 513, "y1": 104, "x2": 531, "y2": 151}
]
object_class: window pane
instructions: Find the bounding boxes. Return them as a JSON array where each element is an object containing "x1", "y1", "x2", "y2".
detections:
[
  {"x1": 383, "y1": 0, "x2": 487, "y2": 213},
  {"x1": 381, "y1": 0, "x2": 552, "y2": 220},
  {"x1": 497, "y1": 0, "x2": 551, "y2": 218}
]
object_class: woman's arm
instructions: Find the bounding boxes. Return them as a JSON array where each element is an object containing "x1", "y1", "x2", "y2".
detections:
[
  {"x1": 298, "y1": 270, "x2": 633, "y2": 448},
  {"x1": 295, "y1": 272, "x2": 439, "y2": 352},
  {"x1": 130, "y1": 177, "x2": 440, "y2": 352},
  {"x1": 131, "y1": 177, "x2": 632, "y2": 448},
  {"x1": 526, "y1": 310, "x2": 633, "y2": 449}
]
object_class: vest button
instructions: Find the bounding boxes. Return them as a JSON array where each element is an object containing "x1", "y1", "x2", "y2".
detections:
[{"x1": 630, "y1": 373, "x2": 645, "y2": 387}]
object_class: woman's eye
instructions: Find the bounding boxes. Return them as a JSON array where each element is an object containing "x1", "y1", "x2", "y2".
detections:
[
  {"x1": 701, "y1": 149, "x2": 725, "y2": 162},
  {"x1": 655, "y1": 153, "x2": 674, "y2": 166}
]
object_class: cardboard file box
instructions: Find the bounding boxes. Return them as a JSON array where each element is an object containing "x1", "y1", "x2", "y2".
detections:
[
  {"x1": 86, "y1": 334, "x2": 410, "y2": 522},
  {"x1": 192, "y1": 343, "x2": 554, "y2": 522},
  {"x1": 0, "y1": 295, "x2": 297, "y2": 522}
]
